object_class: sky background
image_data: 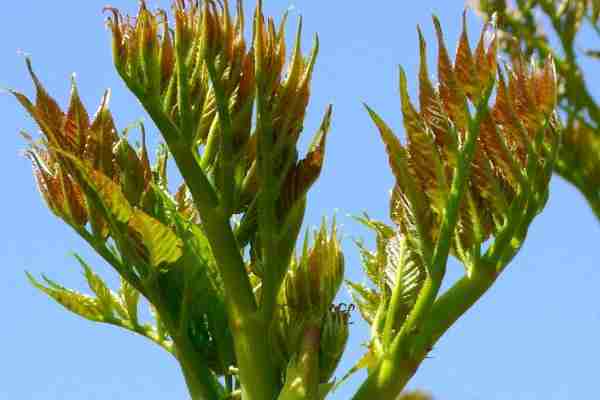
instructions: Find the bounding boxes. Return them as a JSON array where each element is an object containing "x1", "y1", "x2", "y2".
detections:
[{"x1": 1, "y1": 1, "x2": 599, "y2": 399}]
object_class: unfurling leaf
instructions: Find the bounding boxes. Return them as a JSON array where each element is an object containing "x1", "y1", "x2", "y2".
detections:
[
  {"x1": 384, "y1": 233, "x2": 426, "y2": 329},
  {"x1": 119, "y1": 276, "x2": 141, "y2": 326},
  {"x1": 128, "y1": 209, "x2": 183, "y2": 268},
  {"x1": 76, "y1": 254, "x2": 121, "y2": 318},
  {"x1": 282, "y1": 219, "x2": 344, "y2": 317}
]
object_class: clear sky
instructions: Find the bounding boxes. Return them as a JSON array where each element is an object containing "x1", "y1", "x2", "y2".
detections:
[{"x1": 2, "y1": 1, "x2": 599, "y2": 399}]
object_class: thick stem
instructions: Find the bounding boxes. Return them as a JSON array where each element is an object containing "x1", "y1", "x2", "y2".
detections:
[
  {"x1": 352, "y1": 266, "x2": 498, "y2": 400},
  {"x1": 149, "y1": 281, "x2": 224, "y2": 400},
  {"x1": 172, "y1": 151, "x2": 280, "y2": 400},
  {"x1": 351, "y1": 354, "x2": 420, "y2": 400},
  {"x1": 418, "y1": 266, "x2": 497, "y2": 348},
  {"x1": 176, "y1": 338, "x2": 224, "y2": 400},
  {"x1": 140, "y1": 98, "x2": 279, "y2": 400}
]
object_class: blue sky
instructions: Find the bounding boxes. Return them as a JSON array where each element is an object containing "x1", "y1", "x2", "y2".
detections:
[{"x1": 1, "y1": 1, "x2": 599, "y2": 399}]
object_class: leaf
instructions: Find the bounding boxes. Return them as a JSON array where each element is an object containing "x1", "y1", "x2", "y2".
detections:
[
  {"x1": 384, "y1": 233, "x2": 426, "y2": 327},
  {"x1": 473, "y1": 20, "x2": 498, "y2": 98},
  {"x1": 364, "y1": 106, "x2": 419, "y2": 224},
  {"x1": 353, "y1": 214, "x2": 394, "y2": 287},
  {"x1": 417, "y1": 27, "x2": 453, "y2": 155},
  {"x1": 346, "y1": 281, "x2": 380, "y2": 325},
  {"x1": 27, "y1": 272, "x2": 104, "y2": 322},
  {"x1": 59, "y1": 168, "x2": 88, "y2": 227},
  {"x1": 114, "y1": 136, "x2": 147, "y2": 205},
  {"x1": 470, "y1": 139, "x2": 509, "y2": 221},
  {"x1": 433, "y1": 16, "x2": 468, "y2": 133},
  {"x1": 532, "y1": 57, "x2": 557, "y2": 116},
  {"x1": 330, "y1": 348, "x2": 379, "y2": 395},
  {"x1": 26, "y1": 151, "x2": 67, "y2": 217},
  {"x1": 63, "y1": 77, "x2": 90, "y2": 155},
  {"x1": 491, "y1": 69, "x2": 527, "y2": 167},
  {"x1": 480, "y1": 110, "x2": 522, "y2": 192},
  {"x1": 399, "y1": 66, "x2": 447, "y2": 214},
  {"x1": 507, "y1": 58, "x2": 539, "y2": 135},
  {"x1": 119, "y1": 276, "x2": 141, "y2": 325},
  {"x1": 25, "y1": 59, "x2": 65, "y2": 146},
  {"x1": 75, "y1": 160, "x2": 133, "y2": 224},
  {"x1": 26, "y1": 151, "x2": 88, "y2": 227},
  {"x1": 455, "y1": 12, "x2": 478, "y2": 101},
  {"x1": 318, "y1": 382, "x2": 335, "y2": 400},
  {"x1": 364, "y1": 105, "x2": 432, "y2": 254},
  {"x1": 128, "y1": 208, "x2": 183, "y2": 268},
  {"x1": 85, "y1": 90, "x2": 118, "y2": 177},
  {"x1": 76, "y1": 253, "x2": 121, "y2": 318},
  {"x1": 280, "y1": 105, "x2": 332, "y2": 212}
]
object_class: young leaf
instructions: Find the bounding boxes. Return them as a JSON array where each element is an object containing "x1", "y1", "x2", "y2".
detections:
[
  {"x1": 27, "y1": 272, "x2": 104, "y2": 322},
  {"x1": 128, "y1": 209, "x2": 183, "y2": 268}
]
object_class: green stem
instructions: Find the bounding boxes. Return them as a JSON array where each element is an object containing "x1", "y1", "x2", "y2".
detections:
[
  {"x1": 353, "y1": 92, "x2": 489, "y2": 400},
  {"x1": 277, "y1": 323, "x2": 321, "y2": 400},
  {"x1": 418, "y1": 263, "x2": 497, "y2": 347},
  {"x1": 148, "y1": 279, "x2": 224, "y2": 400},
  {"x1": 171, "y1": 150, "x2": 280, "y2": 400},
  {"x1": 255, "y1": 80, "x2": 282, "y2": 325},
  {"x1": 352, "y1": 263, "x2": 499, "y2": 400},
  {"x1": 175, "y1": 336, "x2": 224, "y2": 400},
  {"x1": 393, "y1": 97, "x2": 487, "y2": 346},
  {"x1": 116, "y1": 83, "x2": 280, "y2": 399},
  {"x1": 207, "y1": 60, "x2": 235, "y2": 214}
]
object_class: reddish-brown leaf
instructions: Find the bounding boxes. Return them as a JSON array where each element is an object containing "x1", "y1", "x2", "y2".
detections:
[
  {"x1": 86, "y1": 90, "x2": 118, "y2": 178},
  {"x1": 399, "y1": 67, "x2": 447, "y2": 213},
  {"x1": 59, "y1": 169, "x2": 88, "y2": 227},
  {"x1": 64, "y1": 78, "x2": 90, "y2": 156},
  {"x1": 433, "y1": 16, "x2": 468, "y2": 133},
  {"x1": 417, "y1": 27, "x2": 452, "y2": 156},
  {"x1": 533, "y1": 57, "x2": 557, "y2": 116},
  {"x1": 507, "y1": 58, "x2": 538, "y2": 135},
  {"x1": 26, "y1": 59, "x2": 65, "y2": 146},
  {"x1": 455, "y1": 12, "x2": 478, "y2": 101}
]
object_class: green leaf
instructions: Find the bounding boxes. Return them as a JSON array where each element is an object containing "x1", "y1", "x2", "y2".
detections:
[
  {"x1": 117, "y1": 276, "x2": 140, "y2": 325},
  {"x1": 353, "y1": 214, "x2": 394, "y2": 288},
  {"x1": 27, "y1": 272, "x2": 104, "y2": 322},
  {"x1": 128, "y1": 208, "x2": 183, "y2": 268},
  {"x1": 383, "y1": 233, "x2": 426, "y2": 330},
  {"x1": 346, "y1": 281, "x2": 380, "y2": 325},
  {"x1": 83, "y1": 168, "x2": 133, "y2": 223},
  {"x1": 75, "y1": 253, "x2": 120, "y2": 318}
]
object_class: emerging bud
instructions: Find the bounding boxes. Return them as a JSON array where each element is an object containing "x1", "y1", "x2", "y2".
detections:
[
  {"x1": 319, "y1": 305, "x2": 351, "y2": 383},
  {"x1": 283, "y1": 219, "x2": 344, "y2": 318},
  {"x1": 270, "y1": 220, "x2": 345, "y2": 378},
  {"x1": 114, "y1": 127, "x2": 152, "y2": 206}
]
